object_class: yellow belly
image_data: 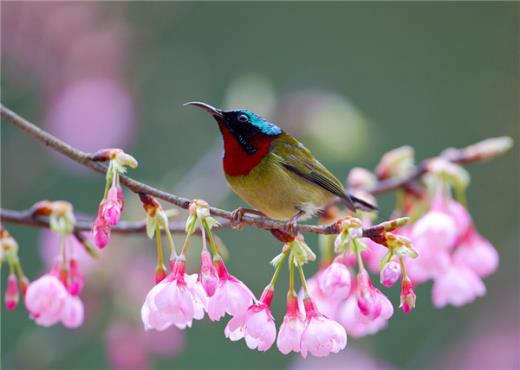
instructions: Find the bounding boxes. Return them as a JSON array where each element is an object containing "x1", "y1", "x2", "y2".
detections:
[{"x1": 225, "y1": 156, "x2": 335, "y2": 221}]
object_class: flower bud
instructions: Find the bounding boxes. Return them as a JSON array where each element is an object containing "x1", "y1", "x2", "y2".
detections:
[
  {"x1": 400, "y1": 277, "x2": 416, "y2": 313},
  {"x1": 380, "y1": 260, "x2": 401, "y2": 287},
  {"x1": 4, "y1": 273, "x2": 19, "y2": 310},
  {"x1": 199, "y1": 250, "x2": 218, "y2": 297}
]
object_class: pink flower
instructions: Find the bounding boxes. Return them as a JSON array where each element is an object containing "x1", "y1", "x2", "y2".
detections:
[
  {"x1": 277, "y1": 294, "x2": 305, "y2": 355},
  {"x1": 400, "y1": 277, "x2": 416, "y2": 313},
  {"x1": 339, "y1": 291, "x2": 393, "y2": 338},
  {"x1": 102, "y1": 185, "x2": 123, "y2": 226},
  {"x1": 199, "y1": 249, "x2": 218, "y2": 297},
  {"x1": 356, "y1": 271, "x2": 383, "y2": 319},
  {"x1": 412, "y1": 211, "x2": 458, "y2": 251},
  {"x1": 225, "y1": 287, "x2": 276, "y2": 352},
  {"x1": 318, "y1": 259, "x2": 352, "y2": 301},
  {"x1": 380, "y1": 260, "x2": 401, "y2": 287},
  {"x1": 300, "y1": 272, "x2": 340, "y2": 319},
  {"x1": 207, "y1": 260, "x2": 254, "y2": 321},
  {"x1": 61, "y1": 294, "x2": 84, "y2": 328},
  {"x1": 300, "y1": 298, "x2": 347, "y2": 358},
  {"x1": 25, "y1": 274, "x2": 68, "y2": 327},
  {"x1": 453, "y1": 229, "x2": 499, "y2": 278},
  {"x1": 432, "y1": 263, "x2": 486, "y2": 308},
  {"x1": 4, "y1": 273, "x2": 19, "y2": 311},
  {"x1": 141, "y1": 258, "x2": 207, "y2": 331}
]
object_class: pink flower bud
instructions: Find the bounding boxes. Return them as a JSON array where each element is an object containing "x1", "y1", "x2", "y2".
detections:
[
  {"x1": 199, "y1": 250, "x2": 218, "y2": 297},
  {"x1": 4, "y1": 273, "x2": 19, "y2": 311},
  {"x1": 380, "y1": 260, "x2": 401, "y2": 287},
  {"x1": 356, "y1": 271, "x2": 382, "y2": 319},
  {"x1": 68, "y1": 258, "x2": 84, "y2": 296},
  {"x1": 92, "y1": 220, "x2": 110, "y2": 249},
  {"x1": 400, "y1": 277, "x2": 416, "y2": 313},
  {"x1": 103, "y1": 186, "x2": 123, "y2": 226}
]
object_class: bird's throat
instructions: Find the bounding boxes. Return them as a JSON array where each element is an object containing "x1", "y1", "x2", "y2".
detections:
[{"x1": 218, "y1": 122, "x2": 277, "y2": 176}]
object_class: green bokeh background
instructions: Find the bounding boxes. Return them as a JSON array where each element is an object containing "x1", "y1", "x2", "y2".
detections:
[{"x1": 2, "y1": 2, "x2": 519, "y2": 370}]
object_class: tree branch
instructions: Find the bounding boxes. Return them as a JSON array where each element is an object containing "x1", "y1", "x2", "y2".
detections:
[{"x1": 1, "y1": 103, "x2": 510, "y2": 236}]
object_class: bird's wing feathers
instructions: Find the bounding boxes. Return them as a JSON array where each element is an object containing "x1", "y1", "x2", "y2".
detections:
[{"x1": 270, "y1": 134, "x2": 357, "y2": 211}]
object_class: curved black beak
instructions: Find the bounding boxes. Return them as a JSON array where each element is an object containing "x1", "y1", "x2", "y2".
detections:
[{"x1": 183, "y1": 101, "x2": 224, "y2": 118}]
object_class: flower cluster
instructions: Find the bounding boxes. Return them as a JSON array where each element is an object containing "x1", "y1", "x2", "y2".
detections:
[
  {"x1": 91, "y1": 148, "x2": 138, "y2": 249},
  {"x1": 4, "y1": 201, "x2": 89, "y2": 328}
]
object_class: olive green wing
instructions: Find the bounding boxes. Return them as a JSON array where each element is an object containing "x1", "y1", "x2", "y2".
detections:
[{"x1": 270, "y1": 134, "x2": 357, "y2": 211}]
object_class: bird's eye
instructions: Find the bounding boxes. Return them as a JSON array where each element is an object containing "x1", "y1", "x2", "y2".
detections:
[{"x1": 238, "y1": 114, "x2": 249, "y2": 123}]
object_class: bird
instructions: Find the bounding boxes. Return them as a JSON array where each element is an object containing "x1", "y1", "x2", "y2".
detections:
[{"x1": 184, "y1": 101, "x2": 377, "y2": 233}]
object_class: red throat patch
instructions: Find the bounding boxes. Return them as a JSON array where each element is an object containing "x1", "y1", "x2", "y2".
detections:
[{"x1": 218, "y1": 123, "x2": 276, "y2": 176}]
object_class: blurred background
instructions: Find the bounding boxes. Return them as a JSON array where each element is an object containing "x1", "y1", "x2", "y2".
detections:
[{"x1": 1, "y1": 2, "x2": 519, "y2": 370}]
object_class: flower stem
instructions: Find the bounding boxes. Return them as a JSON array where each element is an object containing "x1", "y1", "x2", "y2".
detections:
[
  {"x1": 103, "y1": 161, "x2": 114, "y2": 199},
  {"x1": 180, "y1": 230, "x2": 193, "y2": 256},
  {"x1": 353, "y1": 239, "x2": 366, "y2": 273},
  {"x1": 202, "y1": 219, "x2": 219, "y2": 257},
  {"x1": 297, "y1": 263, "x2": 309, "y2": 297},
  {"x1": 269, "y1": 251, "x2": 288, "y2": 288},
  {"x1": 155, "y1": 224, "x2": 165, "y2": 268},
  {"x1": 399, "y1": 256, "x2": 408, "y2": 279},
  {"x1": 60, "y1": 234, "x2": 67, "y2": 269},
  {"x1": 288, "y1": 253, "x2": 295, "y2": 296}
]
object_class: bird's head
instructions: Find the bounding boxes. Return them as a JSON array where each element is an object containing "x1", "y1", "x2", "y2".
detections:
[{"x1": 184, "y1": 101, "x2": 282, "y2": 154}]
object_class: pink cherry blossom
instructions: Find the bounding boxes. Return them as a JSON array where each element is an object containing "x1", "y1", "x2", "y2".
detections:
[
  {"x1": 207, "y1": 259, "x2": 254, "y2": 321},
  {"x1": 356, "y1": 270, "x2": 383, "y2": 319},
  {"x1": 277, "y1": 294, "x2": 305, "y2": 354},
  {"x1": 338, "y1": 289, "x2": 393, "y2": 338},
  {"x1": 453, "y1": 229, "x2": 499, "y2": 278},
  {"x1": 68, "y1": 258, "x2": 85, "y2": 296},
  {"x1": 380, "y1": 260, "x2": 401, "y2": 287},
  {"x1": 141, "y1": 258, "x2": 207, "y2": 331},
  {"x1": 4, "y1": 273, "x2": 19, "y2": 310},
  {"x1": 61, "y1": 294, "x2": 84, "y2": 328},
  {"x1": 25, "y1": 274, "x2": 68, "y2": 327},
  {"x1": 412, "y1": 211, "x2": 458, "y2": 251},
  {"x1": 226, "y1": 287, "x2": 276, "y2": 351},
  {"x1": 300, "y1": 298, "x2": 347, "y2": 358},
  {"x1": 432, "y1": 262, "x2": 486, "y2": 308},
  {"x1": 300, "y1": 272, "x2": 341, "y2": 319},
  {"x1": 318, "y1": 259, "x2": 352, "y2": 300},
  {"x1": 199, "y1": 249, "x2": 218, "y2": 297}
]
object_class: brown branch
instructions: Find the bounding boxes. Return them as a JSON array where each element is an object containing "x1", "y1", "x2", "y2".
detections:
[{"x1": 0, "y1": 103, "x2": 511, "y2": 236}]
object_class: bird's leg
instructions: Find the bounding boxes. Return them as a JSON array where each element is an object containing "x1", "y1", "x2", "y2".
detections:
[
  {"x1": 285, "y1": 209, "x2": 306, "y2": 237},
  {"x1": 230, "y1": 207, "x2": 266, "y2": 229}
]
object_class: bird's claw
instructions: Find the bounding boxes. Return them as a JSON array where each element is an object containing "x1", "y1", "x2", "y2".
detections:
[
  {"x1": 230, "y1": 208, "x2": 246, "y2": 230},
  {"x1": 285, "y1": 219, "x2": 298, "y2": 237}
]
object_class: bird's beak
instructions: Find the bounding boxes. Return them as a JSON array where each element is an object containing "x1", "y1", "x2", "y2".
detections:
[{"x1": 183, "y1": 101, "x2": 224, "y2": 118}]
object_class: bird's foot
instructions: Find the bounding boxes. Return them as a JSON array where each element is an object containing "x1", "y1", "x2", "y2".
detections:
[
  {"x1": 285, "y1": 210, "x2": 305, "y2": 237},
  {"x1": 230, "y1": 208, "x2": 265, "y2": 230}
]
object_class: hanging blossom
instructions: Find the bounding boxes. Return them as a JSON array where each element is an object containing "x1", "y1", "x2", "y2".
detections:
[
  {"x1": 22, "y1": 201, "x2": 87, "y2": 328},
  {"x1": 1, "y1": 226, "x2": 29, "y2": 311},
  {"x1": 91, "y1": 148, "x2": 138, "y2": 249}
]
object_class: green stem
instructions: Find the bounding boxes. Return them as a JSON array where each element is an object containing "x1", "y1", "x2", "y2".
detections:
[
  {"x1": 202, "y1": 219, "x2": 219, "y2": 257},
  {"x1": 155, "y1": 224, "x2": 165, "y2": 267},
  {"x1": 60, "y1": 234, "x2": 67, "y2": 269},
  {"x1": 180, "y1": 230, "x2": 193, "y2": 256},
  {"x1": 163, "y1": 225, "x2": 177, "y2": 258},
  {"x1": 399, "y1": 256, "x2": 408, "y2": 279},
  {"x1": 103, "y1": 161, "x2": 114, "y2": 199},
  {"x1": 288, "y1": 254, "x2": 295, "y2": 296},
  {"x1": 297, "y1": 263, "x2": 309, "y2": 296},
  {"x1": 269, "y1": 252, "x2": 288, "y2": 288},
  {"x1": 353, "y1": 239, "x2": 366, "y2": 272},
  {"x1": 14, "y1": 258, "x2": 25, "y2": 280}
]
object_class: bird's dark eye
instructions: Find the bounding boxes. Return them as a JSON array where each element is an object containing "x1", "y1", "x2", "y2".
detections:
[{"x1": 238, "y1": 114, "x2": 249, "y2": 123}]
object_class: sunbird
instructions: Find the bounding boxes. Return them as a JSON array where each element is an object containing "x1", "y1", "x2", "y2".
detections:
[{"x1": 184, "y1": 102, "x2": 376, "y2": 231}]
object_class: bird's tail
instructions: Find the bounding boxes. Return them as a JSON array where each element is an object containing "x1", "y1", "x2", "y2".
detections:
[{"x1": 341, "y1": 193, "x2": 378, "y2": 213}]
